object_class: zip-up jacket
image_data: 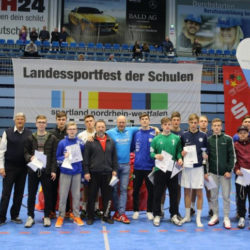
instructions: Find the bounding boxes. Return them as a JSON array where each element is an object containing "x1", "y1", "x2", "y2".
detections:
[
  {"x1": 24, "y1": 132, "x2": 57, "y2": 174},
  {"x1": 131, "y1": 128, "x2": 156, "y2": 171},
  {"x1": 50, "y1": 127, "x2": 67, "y2": 142},
  {"x1": 207, "y1": 133, "x2": 235, "y2": 175},
  {"x1": 84, "y1": 134, "x2": 118, "y2": 174},
  {"x1": 150, "y1": 133, "x2": 182, "y2": 171},
  {"x1": 56, "y1": 136, "x2": 84, "y2": 175},
  {"x1": 234, "y1": 139, "x2": 250, "y2": 173}
]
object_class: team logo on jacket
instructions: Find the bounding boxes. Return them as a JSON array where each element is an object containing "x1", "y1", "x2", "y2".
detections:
[
  {"x1": 199, "y1": 138, "x2": 203, "y2": 142},
  {"x1": 172, "y1": 139, "x2": 175, "y2": 146},
  {"x1": 149, "y1": 138, "x2": 152, "y2": 142}
]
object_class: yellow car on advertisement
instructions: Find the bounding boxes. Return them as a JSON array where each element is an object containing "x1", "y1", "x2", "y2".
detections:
[{"x1": 68, "y1": 7, "x2": 119, "y2": 35}]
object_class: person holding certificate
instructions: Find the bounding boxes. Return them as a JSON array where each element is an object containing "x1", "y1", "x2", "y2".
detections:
[
  {"x1": 206, "y1": 118, "x2": 235, "y2": 229},
  {"x1": 55, "y1": 122, "x2": 85, "y2": 228},
  {"x1": 150, "y1": 117, "x2": 183, "y2": 227},
  {"x1": 234, "y1": 125, "x2": 250, "y2": 229},
  {"x1": 24, "y1": 115, "x2": 57, "y2": 228},
  {"x1": 84, "y1": 120, "x2": 118, "y2": 225},
  {"x1": 180, "y1": 114, "x2": 208, "y2": 227}
]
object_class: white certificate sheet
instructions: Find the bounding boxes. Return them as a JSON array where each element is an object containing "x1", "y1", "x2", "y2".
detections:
[
  {"x1": 204, "y1": 175, "x2": 217, "y2": 190},
  {"x1": 171, "y1": 162, "x2": 183, "y2": 179},
  {"x1": 241, "y1": 168, "x2": 250, "y2": 186},
  {"x1": 109, "y1": 176, "x2": 119, "y2": 187},
  {"x1": 61, "y1": 158, "x2": 73, "y2": 169},
  {"x1": 183, "y1": 145, "x2": 198, "y2": 168},
  {"x1": 148, "y1": 170, "x2": 155, "y2": 184},
  {"x1": 66, "y1": 144, "x2": 83, "y2": 164},
  {"x1": 35, "y1": 150, "x2": 47, "y2": 168},
  {"x1": 155, "y1": 151, "x2": 174, "y2": 173}
]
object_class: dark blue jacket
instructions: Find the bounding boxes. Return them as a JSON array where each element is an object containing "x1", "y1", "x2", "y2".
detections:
[
  {"x1": 56, "y1": 136, "x2": 84, "y2": 175},
  {"x1": 181, "y1": 130, "x2": 208, "y2": 168},
  {"x1": 131, "y1": 128, "x2": 156, "y2": 170}
]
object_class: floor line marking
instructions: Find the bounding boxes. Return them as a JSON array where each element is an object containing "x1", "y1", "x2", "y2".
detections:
[{"x1": 102, "y1": 224, "x2": 110, "y2": 250}]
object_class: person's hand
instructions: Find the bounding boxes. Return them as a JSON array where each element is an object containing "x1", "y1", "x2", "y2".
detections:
[
  {"x1": 181, "y1": 151, "x2": 187, "y2": 157},
  {"x1": 0, "y1": 169, "x2": 6, "y2": 178},
  {"x1": 177, "y1": 159, "x2": 183, "y2": 166},
  {"x1": 155, "y1": 154, "x2": 163, "y2": 161},
  {"x1": 64, "y1": 152, "x2": 69, "y2": 158},
  {"x1": 112, "y1": 171, "x2": 117, "y2": 176},
  {"x1": 30, "y1": 155, "x2": 35, "y2": 161},
  {"x1": 202, "y1": 153, "x2": 208, "y2": 160},
  {"x1": 85, "y1": 173, "x2": 91, "y2": 182},
  {"x1": 51, "y1": 172, "x2": 56, "y2": 181},
  {"x1": 236, "y1": 170, "x2": 243, "y2": 176},
  {"x1": 204, "y1": 173, "x2": 209, "y2": 181},
  {"x1": 224, "y1": 172, "x2": 231, "y2": 179},
  {"x1": 87, "y1": 136, "x2": 94, "y2": 142}
]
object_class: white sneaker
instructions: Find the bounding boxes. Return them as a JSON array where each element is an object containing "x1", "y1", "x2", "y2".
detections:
[
  {"x1": 153, "y1": 216, "x2": 161, "y2": 227},
  {"x1": 43, "y1": 217, "x2": 51, "y2": 227},
  {"x1": 171, "y1": 214, "x2": 182, "y2": 226},
  {"x1": 132, "y1": 211, "x2": 139, "y2": 220},
  {"x1": 208, "y1": 214, "x2": 219, "y2": 226},
  {"x1": 238, "y1": 217, "x2": 245, "y2": 229},
  {"x1": 146, "y1": 212, "x2": 154, "y2": 221},
  {"x1": 181, "y1": 216, "x2": 191, "y2": 224},
  {"x1": 223, "y1": 217, "x2": 231, "y2": 229},
  {"x1": 25, "y1": 216, "x2": 35, "y2": 228}
]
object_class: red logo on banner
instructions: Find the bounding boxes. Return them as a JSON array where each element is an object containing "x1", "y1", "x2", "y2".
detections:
[{"x1": 223, "y1": 66, "x2": 250, "y2": 136}]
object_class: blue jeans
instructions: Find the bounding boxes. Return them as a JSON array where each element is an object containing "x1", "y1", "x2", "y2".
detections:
[{"x1": 113, "y1": 163, "x2": 130, "y2": 214}]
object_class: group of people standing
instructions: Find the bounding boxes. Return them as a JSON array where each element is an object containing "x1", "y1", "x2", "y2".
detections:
[{"x1": 0, "y1": 112, "x2": 249, "y2": 230}]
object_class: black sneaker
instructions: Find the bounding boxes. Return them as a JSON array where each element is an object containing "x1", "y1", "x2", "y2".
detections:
[
  {"x1": 86, "y1": 219, "x2": 94, "y2": 225},
  {"x1": 208, "y1": 209, "x2": 213, "y2": 217},
  {"x1": 80, "y1": 210, "x2": 87, "y2": 219},
  {"x1": 190, "y1": 208, "x2": 195, "y2": 216},
  {"x1": 94, "y1": 209, "x2": 103, "y2": 219},
  {"x1": 11, "y1": 217, "x2": 23, "y2": 224},
  {"x1": 0, "y1": 220, "x2": 6, "y2": 226},
  {"x1": 102, "y1": 217, "x2": 114, "y2": 224}
]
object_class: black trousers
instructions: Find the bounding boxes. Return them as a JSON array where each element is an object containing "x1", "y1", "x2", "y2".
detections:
[
  {"x1": 51, "y1": 168, "x2": 71, "y2": 213},
  {"x1": 0, "y1": 167, "x2": 27, "y2": 221},
  {"x1": 236, "y1": 182, "x2": 250, "y2": 218},
  {"x1": 133, "y1": 169, "x2": 154, "y2": 212},
  {"x1": 87, "y1": 172, "x2": 112, "y2": 220},
  {"x1": 27, "y1": 171, "x2": 52, "y2": 218},
  {"x1": 153, "y1": 170, "x2": 178, "y2": 217}
]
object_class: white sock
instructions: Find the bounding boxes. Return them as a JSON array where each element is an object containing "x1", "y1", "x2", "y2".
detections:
[
  {"x1": 191, "y1": 202, "x2": 195, "y2": 209},
  {"x1": 196, "y1": 209, "x2": 203, "y2": 227},
  {"x1": 95, "y1": 202, "x2": 99, "y2": 210},
  {"x1": 82, "y1": 202, "x2": 87, "y2": 211},
  {"x1": 185, "y1": 208, "x2": 191, "y2": 219}
]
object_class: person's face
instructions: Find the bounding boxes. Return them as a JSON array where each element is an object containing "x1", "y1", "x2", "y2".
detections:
[
  {"x1": 211, "y1": 122, "x2": 222, "y2": 135},
  {"x1": 117, "y1": 116, "x2": 126, "y2": 131},
  {"x1": 186, "y1": 21, "x2": 200, "y2": 35},
  {"x1": 199, "y1": 117, "x2": 208, "y2": 130},
  {"x1": 67, "y1": 125, "x2": 77, "y2": 138},
  {"x1": 84, "y1": 117, "x2": 95, "y2": 130},
  {"x1": 56, "y1": 116, "x2": 67, "y2": 130},
  {"x1": 242, "y1": 118, "x2": 250, "y2": 131},
  {"x1": 220, "y1": 27, "x2": 236, "y2": 45},
  {"x1": 189, "y1": 119, "x2": 199, "y2": 132},
  {"x1": 43, "y1": 26, "x2": 46, "y2": 30},
  {"x1": 238, "y1": 130, "x2": 248, "y2": 141},
  {"x1": 36, "y1": 119, "x2": 47, "y2": 131},
  {"x1": 15, "y1": 116, "x2": 25, "y2": 130},
  {"x1": 95, "y1": 122, "x2": 106, "y2": 137},
  {"x1": 161, "y1": 122, "x2": 171, "y2": 133},
  {"x1": 171, "y1": 117, "x2": 181, "y2": 130},
  {"x1": 165, "y1": 36, "x2": 169, "y2": 41},
  {"x1": 140, "y1": 116, "x2": 150, "y2": 128}
]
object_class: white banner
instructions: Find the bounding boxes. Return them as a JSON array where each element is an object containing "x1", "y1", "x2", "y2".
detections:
[
  {"x1": 12, "y1": 59, "x2": 202, "y2": 124},
  {"x1": 0, "y1": 0, "x2": 49, "y2": 40}
]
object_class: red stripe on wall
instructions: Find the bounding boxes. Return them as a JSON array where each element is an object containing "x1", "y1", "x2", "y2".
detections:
[{"x1": 99, "y1": 92, "x2": 132, "y2": 109}]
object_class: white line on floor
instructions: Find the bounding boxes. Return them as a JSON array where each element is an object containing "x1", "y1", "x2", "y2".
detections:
[{"x1": 102, "y1": 224, "x2": 110, "y2": 250}]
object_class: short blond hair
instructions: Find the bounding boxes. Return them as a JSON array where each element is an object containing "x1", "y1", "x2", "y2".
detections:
[
  {"x1": 161, "y1": 117, "x2": 171, "y2": 124},
  {"x1": 188, "y1": 113, "x2": 199, "y2": 122},
  {"x1": 66, "y1": 121, "x2": 77, "y2": 129},
  {"x1": 36, "y1": 115, "x2": 47, "y2": 121},
  {"x1": 211, "y1": 118, "x2": 222, "y2": 125}
]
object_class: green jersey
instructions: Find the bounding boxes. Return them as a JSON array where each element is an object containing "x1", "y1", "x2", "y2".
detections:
[{"x1": 150, "y1": 133, "x2": 182, "y2": 170}]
